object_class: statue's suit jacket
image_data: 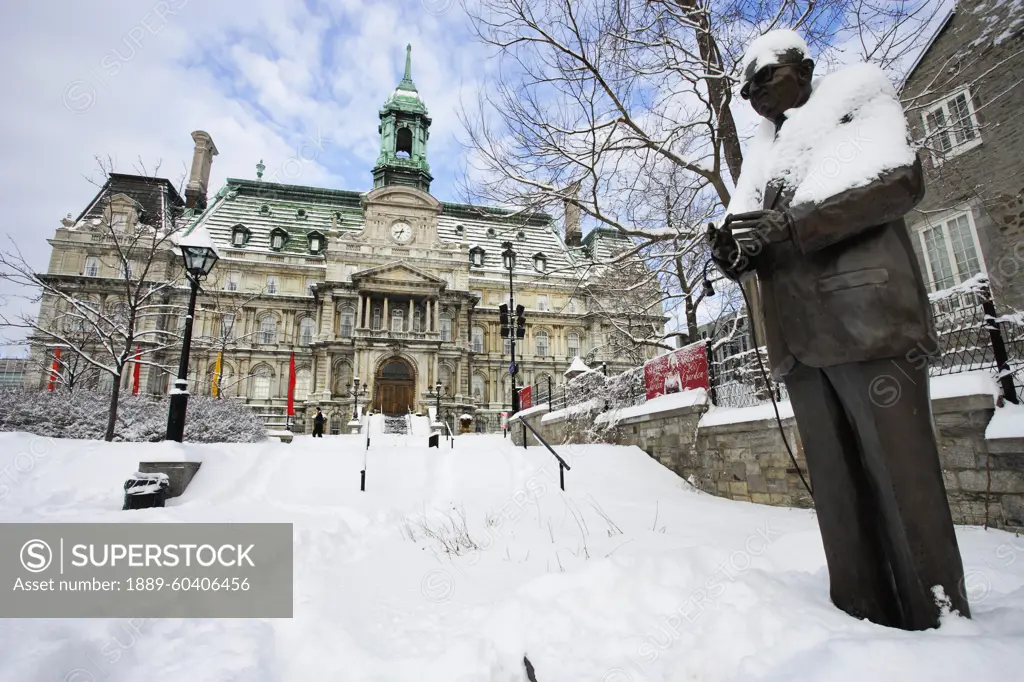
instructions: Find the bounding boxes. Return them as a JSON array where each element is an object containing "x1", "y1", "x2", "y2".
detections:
[{"x1": 715, "y1": 157, "x2": 937, "y2": 378}]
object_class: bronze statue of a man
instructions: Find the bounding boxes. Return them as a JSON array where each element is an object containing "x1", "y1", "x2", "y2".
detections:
[{"x1": 709, "y1": 30, "x2": 970, "y2": 630}]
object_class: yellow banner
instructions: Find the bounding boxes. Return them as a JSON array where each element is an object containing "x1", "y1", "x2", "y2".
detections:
[{"x1": 212, "y1": 351, "x2": 222, "y2": 398}]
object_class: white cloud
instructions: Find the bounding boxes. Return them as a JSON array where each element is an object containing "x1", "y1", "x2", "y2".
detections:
[{"x1": 0, "y1": 0, "x2": 488, "y2": 339}]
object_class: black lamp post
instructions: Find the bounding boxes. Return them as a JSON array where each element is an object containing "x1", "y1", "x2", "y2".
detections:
[
  {"x1": 427, "y1": 379, "x2": 449, "y2": 428},
  {"x1": 500, "y1": 242, "x2": 527, "y2": 414},
  {"x1": 344, "y1": 378, "x2": 368, "y2": 420},
  {"x1": 165, "y1": 238, "x2": 219, "y2": 442}
]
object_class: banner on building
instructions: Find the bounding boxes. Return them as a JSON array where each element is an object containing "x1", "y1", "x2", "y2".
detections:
[
  {"x1": 518, "y1": 385, "x2": 532, "y2": 409},
  {"x1": 642, "y1": 341, "x2": 709, "y2": 400}
]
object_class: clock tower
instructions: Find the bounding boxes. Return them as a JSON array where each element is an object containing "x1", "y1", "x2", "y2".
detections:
[{"x1": 372, "y1": 44, "x2": 433, "y2": 193}]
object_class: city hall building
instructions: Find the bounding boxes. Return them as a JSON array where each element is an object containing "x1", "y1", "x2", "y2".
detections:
[{"x1": 28, "y1": 48, "x2": 663, "y2": 433}]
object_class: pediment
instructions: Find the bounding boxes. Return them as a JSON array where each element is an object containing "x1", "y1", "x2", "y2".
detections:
[
  {"x1": 363, "y1": 185, "x2": 441, "y2": 212},
  {"x1": 352, "y1": 261, "x2": 445, "y2": 287}
]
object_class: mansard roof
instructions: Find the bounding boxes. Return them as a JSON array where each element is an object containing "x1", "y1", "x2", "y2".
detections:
[{"x1": 73, "y1": 173, "x2": 185, "y2": 231}]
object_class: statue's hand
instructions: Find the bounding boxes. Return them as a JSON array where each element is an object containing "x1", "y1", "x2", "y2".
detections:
[
  {"x1": 707, "y1": 222, "x2": 754, "y2": 280},
  {"x1": 724, "y1": 210, "x2": 792, "y2": 249}
]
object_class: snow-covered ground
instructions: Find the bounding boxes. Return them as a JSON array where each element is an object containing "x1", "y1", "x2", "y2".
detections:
[{"x1": 1, "y1": 430, "x2": 1023, "y2": 681}]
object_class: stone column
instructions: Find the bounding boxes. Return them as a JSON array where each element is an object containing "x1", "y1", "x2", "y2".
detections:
[
  {"x1": 434, "y1": 298, "x2": 440, "y2": 333},
  {"x1": 323, "y1": 356, "x2": 332, "y2": 398},
  {"x1": 383, "y1": 296, "x2": 389, "y2": 330},
  {"x1": 356, "y1": 295, "x2": 364, "y2": 329},
  {"x1": 425, "y1": 299, "x2": 432, "y2": 331},
  {"x1": 408, "y1": 298, "x2": 414, "y2": 332}
]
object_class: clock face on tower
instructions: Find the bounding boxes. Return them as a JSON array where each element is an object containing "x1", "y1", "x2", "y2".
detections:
[{"x1": 390, "y1": 221, "x2": 413, "y2": 244}]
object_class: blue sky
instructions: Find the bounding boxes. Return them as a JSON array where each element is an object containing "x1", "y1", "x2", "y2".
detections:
[{"x1": 0, "y1": 0, "x2": 493, "y2": 348}]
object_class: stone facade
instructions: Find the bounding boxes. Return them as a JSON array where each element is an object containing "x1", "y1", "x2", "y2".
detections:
[
  {"x1": 901, "y1": 1, "x2": 1024, "y2": 310},
  {"x1": 512, "y1": 390, "x2": 1024, "y2": 530},
  {"x1": 26, "y1": 49, "x2": 664, "y2": 434}
]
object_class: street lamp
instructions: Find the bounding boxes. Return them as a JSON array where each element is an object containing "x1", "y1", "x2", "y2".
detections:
[
  {"x1": 344, "y1": 378, "x2": 368, "y2": 420},
  {"x1": 427, "y1": 379, "x2": 448, "y2": 424},
  {"x1": 499, "y1": 242, "x2": 527, "y2": 414},
  {"x1": 165, "y1": 232, "x2": 219, "y2": 442}
]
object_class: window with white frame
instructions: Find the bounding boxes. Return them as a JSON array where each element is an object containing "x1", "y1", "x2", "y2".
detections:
[
  {"x1": 391, "y1": 308, "x2": 405, "y2": 332},
  {"x1": 84, "y1": 256, "x2": 100, "y2": 277},
  {"x1": 372, "y1": 307, "x2": 382, "y2": 330},
  {"x1": 265, "y1": 275, "x2": 278, "y2": 294},
  {"x1": 259, "y1": 316, "x2": 277, "y2": 344},
  {"x1": 567, "y1": 331, "x2": 580, "y2": 358},
  {"x1": 503, "y1": 337, "x2": 511, "y2": 355},
  {"x1": 536, "y1": 294, "x2": 549, "y2": 312},
  {"x1": 220, "y1": 313, "x2": 235, "y2": 340},
  {"x1": 922, "y1": 89, "x2": 982, "y2": 161},
  {"x1": 440, "y1": 313, "x2": 452, "y2": 342},
  {"x1": 298, "y1": 317, "x2": 315, "y2": 345},
  {"x1": 472, "y1": 326, "x2": 485, "y2": 353},
  {"x1": 226, "y1": 272, "x2": 240, "y2": 291},
  {"x1": 917, "y1": 211, "x2": 985, "y2": 291},
  {"x1": 294, "y1": 368, "x2": 311, "y2": 401},
  {"x1": 472, "y1": 374, "x2": 486, "y2": 401},
  {"x1": 439, "y1": 365, "x2": 453, "y2": 391},
  {"x1": 339, "y1": 306, "x2": 355, "y2": 337},
  {"x1": 535, "y1": 331, "x2": 549, "y2": 356},
  {"x1": 252, "y1": 366, "x2": 273, "y2": 400}
]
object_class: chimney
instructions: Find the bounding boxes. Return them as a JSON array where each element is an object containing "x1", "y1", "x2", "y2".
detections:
[
  {"x1": 184, "y1": 130, "x2": 218, "y2": 212},
  {"x1": 564, "y1": 181, "x2": 582, "y2": 247}
]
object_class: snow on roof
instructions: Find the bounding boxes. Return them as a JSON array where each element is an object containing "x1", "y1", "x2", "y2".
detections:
[
  {"x1": 741, "y1": 30, "x2": 809, "y2": 78},
  {"x1": 564, "y1": 356, "x2": 590, "y2": 376}
]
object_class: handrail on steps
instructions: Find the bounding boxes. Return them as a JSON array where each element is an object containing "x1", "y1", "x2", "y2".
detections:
[{"x1": 516, "y1": 415, "x2": 570, "y2": 491}]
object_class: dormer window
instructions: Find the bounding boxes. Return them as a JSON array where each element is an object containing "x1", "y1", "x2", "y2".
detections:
[
  {"x1": 533, "y1": 253, "x2": 547, "y2": 272},
  {"x1": 307, "y1": 231, "x2": 325, "y2": 254},
  {"x1": 270, "y1": 228, "x2": 288, "y2": 251},
  {"x1": 259, "y1": 205, "x2": 271, "y2": 216},
  {"x1": 231, "y1": 224, "x2": 251, "y2": 247},
  {"x1": 296, "y1": 208, "x2": 308, "y2": 220},
  {"x1": 469, "y1": 246, "x2": 485, "y2": 267},
  {"x1": 486, "y1": 227, "x2": 496, "y2": 238},
  {"x1": 455, "y1": 224, "x2": 465, "y2": 235},
  {"x1": 517, "y1": 230, "x2": 526, "y2": 240}
]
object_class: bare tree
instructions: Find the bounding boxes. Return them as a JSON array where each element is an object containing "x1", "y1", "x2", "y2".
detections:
[
  {"x1": 191, "y1": 287, "x2": 268, "y2": 399},
  {"x1": 0, "y1": 174, "x2": 187, "y2": 441},
  {"x1": 460, "y1": 0, "x2": 944, "y2": 339}
]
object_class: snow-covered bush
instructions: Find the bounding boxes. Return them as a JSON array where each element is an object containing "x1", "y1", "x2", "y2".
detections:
[{"x1": 0, "y1": 389, "x2": 267, "y2": 442}]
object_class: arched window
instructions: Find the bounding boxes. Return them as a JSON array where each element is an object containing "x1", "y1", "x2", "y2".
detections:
[
  {"x1": 396, "y1": 127, "x2": 413, "y2": 157},
  {"x1": 471, "y1": 326, "x2": 485, "y2": 353},
  {"x1": 333, "y1": 361, "x2": 354, "y2": 394},
  {"x1": 220, "y1": 313, "x2": 235, "y2": 340},
  {"x1": 535, "y1": 331, "x2": 549, "y2": 357},
  {"x1": 338, "y1": 306, "x2": 355, "y2": 337},
  {"x1": 298, "y1": 317, "x2": 315, "y2": 346},
  {"x1": 391, "y1": 308, "x2": 404, "y2": 333},
  {"x1": 440, "y1": 313, "x2": 452, "y2": 342},
  {"x1": 294, "y1": 368, "x2": 311, "y2": 401},
  {"x1": 567, "y1": 331, "x2": 581, "y2": 358},
  {"x1": 252, "y1": 366, "x2": 273, "y2": 400},
  {"x1": 439, "y1": 364, "x2": 453, "y2": 392},
  {"x1": 259, "y1": 316, "x2": 277, "y2": 344},
  {"x1": 472, "y1": 374, "x2": 486, "y2": 401},
  {"x1": 216, "y1": 363, "x2": 235, "y2": 398}
]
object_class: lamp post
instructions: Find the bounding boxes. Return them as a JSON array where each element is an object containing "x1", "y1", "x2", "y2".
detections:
[
  {"x1": 344, "y1": 378, "x2": 368, "y2": 420},
  {"x1": 500, "y1": 242, "x2": 527, "y2": 414},
  {"x1": 165, "y1": 237, "x2": 219, "y2": 442},
  {"x1": 427, "y1": 379, "x2": 449, "y2": 434}
]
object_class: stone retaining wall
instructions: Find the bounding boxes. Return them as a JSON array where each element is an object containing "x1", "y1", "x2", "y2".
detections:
[{"x1": 511, "y1": 392, "x2": 1024, "y2": 530}]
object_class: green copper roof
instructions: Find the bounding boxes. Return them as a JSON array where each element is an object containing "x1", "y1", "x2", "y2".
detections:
[
  {"x1": 382, "y1": 44, "x2": 428, "y2": 116},
  {"x1": 398, "y1": 44, "x2": 417, "y2": 93}
]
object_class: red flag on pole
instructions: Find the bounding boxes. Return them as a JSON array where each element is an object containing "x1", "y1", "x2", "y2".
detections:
[
  {"x1": 132, "y1": 345, "x2": 142, "y2": 395},
  {"x1": 286, "y1": 352, "x2": 296, "y2": 417},
  {"x1": 48, "y1": 347, "x2": 61, "y2": 391}
]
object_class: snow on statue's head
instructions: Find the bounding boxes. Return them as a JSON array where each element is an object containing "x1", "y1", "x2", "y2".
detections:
[
  {"x1": 740, "y1": 30, "x2": 814, "y2": 122},
  {"x1": 741, "y1": 30, "x2": 810, "y2": 82}
]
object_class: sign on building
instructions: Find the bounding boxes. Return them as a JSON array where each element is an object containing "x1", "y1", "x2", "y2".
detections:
[
  {"x1": 642, "y1": 341, "x2": 709, "y2": 400},
  {"x1": 519, "y1": 385, "x2": 533, "y2": 409}
]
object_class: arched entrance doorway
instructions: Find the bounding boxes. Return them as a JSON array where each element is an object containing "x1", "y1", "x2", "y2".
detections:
[{"x1": 374, "y1": 357, "x2": 415, "y2": 415}]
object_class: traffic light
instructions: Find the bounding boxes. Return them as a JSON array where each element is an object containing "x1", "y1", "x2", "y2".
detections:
[
  {"x1": 499, "y1": 304, "x2": 510, "y2": 338},
  {"x1": 515, "y1": 304, "x2": 526, "y2": 339}
]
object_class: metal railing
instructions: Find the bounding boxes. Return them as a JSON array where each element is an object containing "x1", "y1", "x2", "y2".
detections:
[{"x1": 517, "y1": 415, "x2": 570, "y2": 490}]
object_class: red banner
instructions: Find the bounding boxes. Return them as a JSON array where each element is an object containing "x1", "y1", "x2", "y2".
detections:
[
  {"x1": 518, "y1": 385, "x2": 532, "y2": 409},
  {"x1": 643, "y1": 341, "x2": 709, "y2": 400},
  {"x1": 286, "y1": 352, "x2": 296, "y2": 416},
  {"x1": 48, "y1": 347, "x2": 61, "y2": 391},
  {"x1": 132, "y1": 345, "x2": 141, "y2": 395}
]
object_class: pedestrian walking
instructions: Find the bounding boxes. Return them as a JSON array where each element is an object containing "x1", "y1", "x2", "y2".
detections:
[{"x1": 312, "y1": 407, "x2": 325, "y2": 438}]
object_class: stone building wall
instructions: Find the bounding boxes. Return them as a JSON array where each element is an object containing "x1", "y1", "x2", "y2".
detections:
[{"x1": 512, "y1": 390, "x2": 1024, "y2": 530}]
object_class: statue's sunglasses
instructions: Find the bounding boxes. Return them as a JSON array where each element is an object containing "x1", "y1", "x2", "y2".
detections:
[{"x1": 740, "y1": 64, "x2": 781, "y2": 100}]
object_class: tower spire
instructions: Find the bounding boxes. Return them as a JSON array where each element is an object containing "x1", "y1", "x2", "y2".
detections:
[{"x1": 398, "y1": 43, "x2": 417, "y2": 92}]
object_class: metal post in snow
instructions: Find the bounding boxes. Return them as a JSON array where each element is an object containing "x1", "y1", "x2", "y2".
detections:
[
  {"x1": 982, "y1": 287, "x2": 1020, "y2": 404},
  {"x1": 547, "y1": 375, "x2": 552, "y2": 410}
]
